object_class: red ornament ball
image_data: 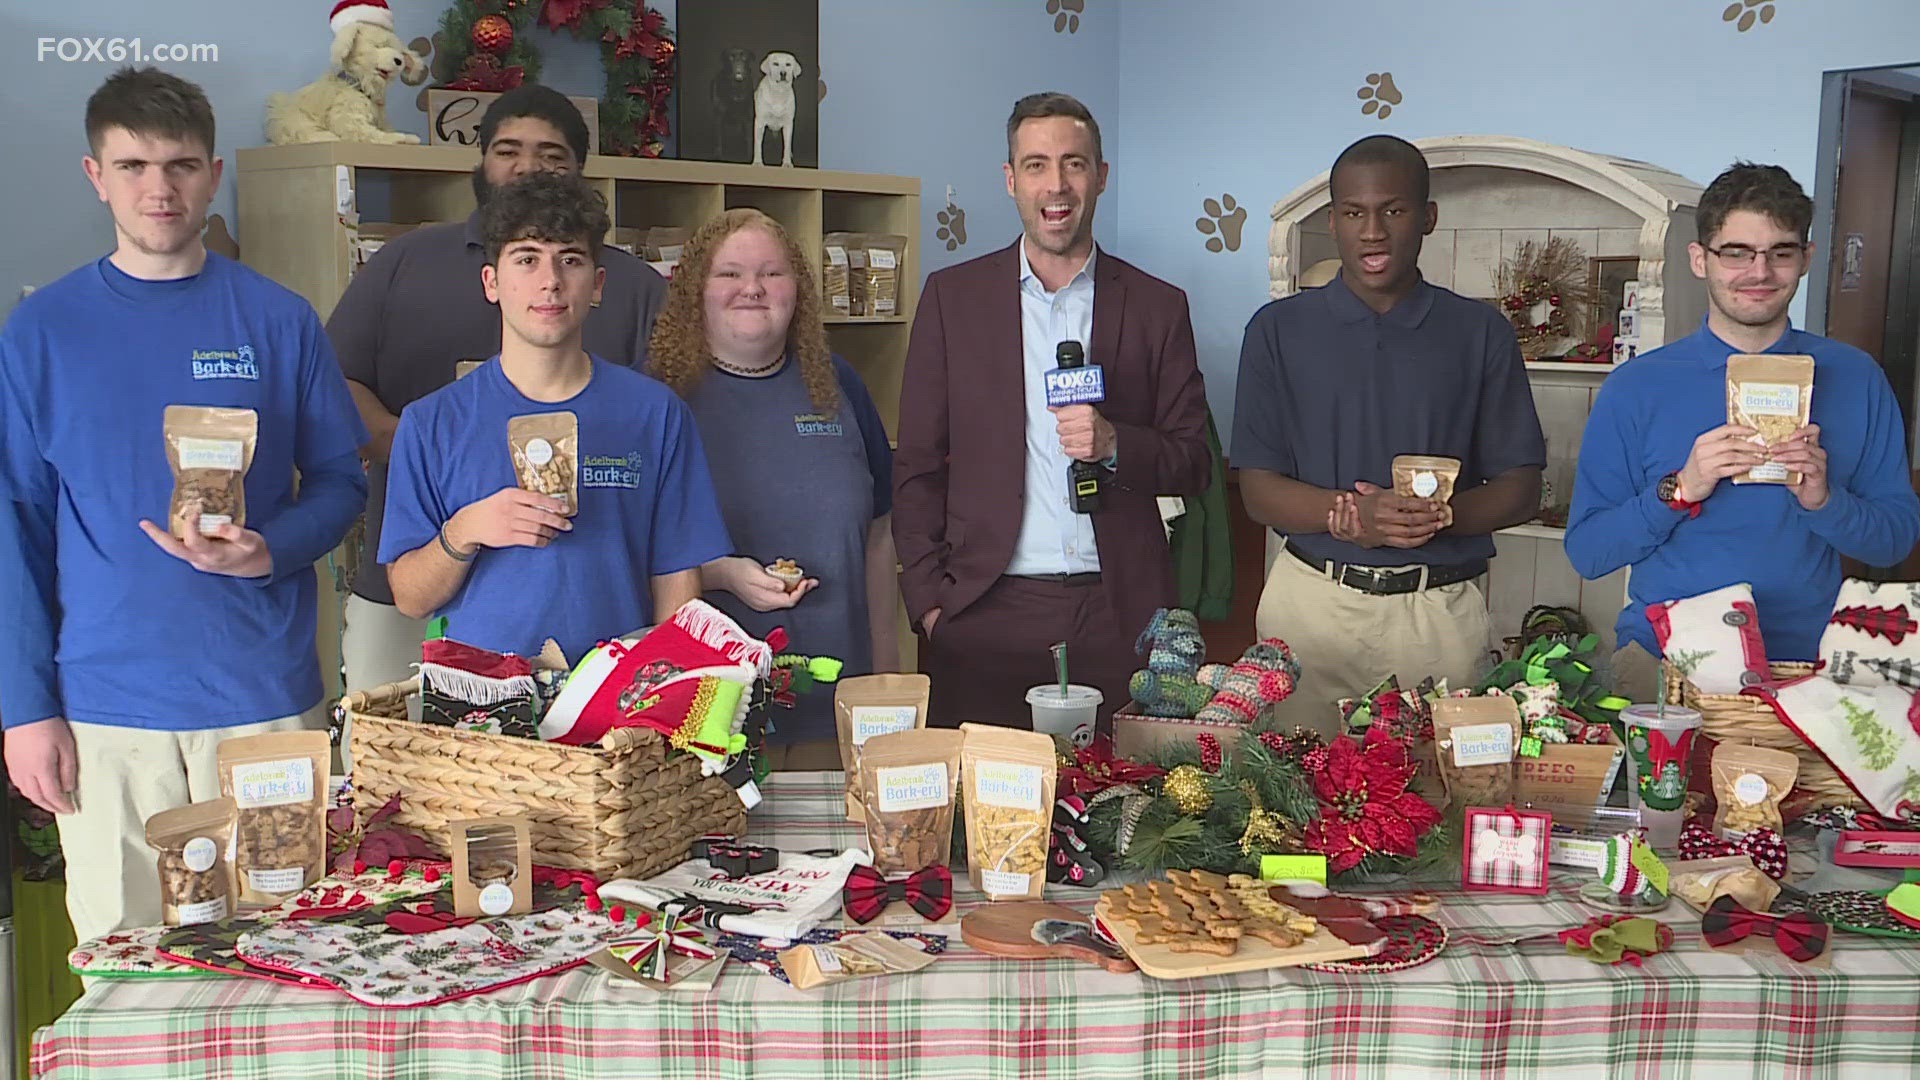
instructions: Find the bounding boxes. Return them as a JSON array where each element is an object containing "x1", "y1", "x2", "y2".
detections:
[
  {"x1": 1549, "y1": 294, "x2": 1561, "y2": 305},
  {"x1": 473, "y1": 14, "x2": 514, "y2": 55},
  {"x1": 423, "y1": 867, "x2": 442, "y2": 883},
  {"x1": 585, "y1": 895, "x2": 603, "y2": 914},
  {"x1": 387, "y1": 859, "x2": 406, "y2": 877},
  {"x1": 609, "y1": 904, "x2": 629, "y2": 923},
  {"x1": 351, "y1": 860, "x2": 367, "y2": 875}
]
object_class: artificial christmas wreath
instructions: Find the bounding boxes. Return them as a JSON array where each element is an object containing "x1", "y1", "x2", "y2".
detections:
[
  {"x1": 432, "y1": 0, "x2": 674, "y2": 157},
  {"x1": 1494, "y1": 237, "x2": 1600, "y2": 359}
]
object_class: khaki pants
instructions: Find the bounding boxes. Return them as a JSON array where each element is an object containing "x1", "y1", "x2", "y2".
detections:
[
  {"x1": 1256, "y1": 549, "x2": 1493, "y2": 739},
  {"x1": 340, "y1": 594, "x2": 428, "y2": 773},
  {"x1": 1609, "y1": 641, "x2": 1664, "y2": 706},
  {"x1": 61, "y1": 707, "x2": 325, "y2": 945}
]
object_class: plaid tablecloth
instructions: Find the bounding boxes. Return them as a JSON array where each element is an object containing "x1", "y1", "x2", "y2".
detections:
[{"x1": 32, "y1": 772, "x2": 1920, "y2": 1080}]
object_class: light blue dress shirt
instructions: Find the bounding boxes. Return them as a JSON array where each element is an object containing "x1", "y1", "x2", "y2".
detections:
[{"x1": 1006, "y1": 242, "x2": 1102, "y2": 576}]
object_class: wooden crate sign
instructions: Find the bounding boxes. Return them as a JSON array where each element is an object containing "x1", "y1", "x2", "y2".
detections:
[{"x1": 426, "y1": 89, "x2": 599, "y2": 154}]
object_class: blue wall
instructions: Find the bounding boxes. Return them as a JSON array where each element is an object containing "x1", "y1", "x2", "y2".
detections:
[
  {"x1": 2, "y1": 0, "x2": 1117, "y2": 312},
  {"x1": 10, "y1": 0, "x2": 1920, "y2": 448},
  {"x1": 1114, "y1": 0, "x2": 1920, "y2": 449}
]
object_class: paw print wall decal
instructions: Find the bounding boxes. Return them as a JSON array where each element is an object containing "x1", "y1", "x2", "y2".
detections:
[
  {"x1": 1358, "y1": 72, "x2": 1402, "y2": 119},
  {"x1": 1196, "y1": 194, "x2": 1246, "y2": 253},
  {"x1": 1047, "y1": 0, "x2": 1084, "y2": 34},
  {"x1": 1722, "y1": 0, "x2": 1775, "y2": 31},
  {"x1": 936, "y1": 190, "x2": 968, "y2": 251}
]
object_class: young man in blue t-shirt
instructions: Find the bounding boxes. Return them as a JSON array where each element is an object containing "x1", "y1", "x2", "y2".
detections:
[
  {"x1": 0, "y1": 68, "x2": 369, "y2": 942},
  {"x1": 1568, "y1": 163, "x2": 1920, "y2": 700},
  {"x1": 380, "y1": 170, "x2": 730, "y2": 660}
]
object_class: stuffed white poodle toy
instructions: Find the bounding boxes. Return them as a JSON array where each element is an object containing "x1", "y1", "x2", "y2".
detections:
[{"x1": 266, "y1": 0, "x2": 422, "y2": 145}]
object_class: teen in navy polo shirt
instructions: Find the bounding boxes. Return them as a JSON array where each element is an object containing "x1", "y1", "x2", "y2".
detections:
[
  {"x1": 1568, "y1": 163, "x2": 1920, "y2": 699},
  {"x1": 1233, "y1": 135, "x2": 1546, "y2": 736},
  {"x1": 379, "y1": 170, "x2": 730, "y2": 661},
  {"x1": 0, "y1": 69, "x2": 368, "y2": 941}
]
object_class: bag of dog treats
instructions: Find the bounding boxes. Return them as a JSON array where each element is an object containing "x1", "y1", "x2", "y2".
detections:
[
  {"x1": 217, "y1": 730, "x2": 331, "y2": 906},
  {"x1": 1393, "y1": 454, "x2": 1461, "y2": 528},
  {"x1": 959, "y1": 723, "x2": 1056, "y2": 901},
  {"x1": 823, "y1": 231, "x2": 862, "y2": 316},
  {"x1": 163, "y1": 405, "x2": 258, "y2": 541},
  {"x1": 1710, "y1": 742, "x2": 1797, "y2": 839},
  {"x1": 836, "y1": 674, "x2": 932, "y2": 821},
  {"x1": 145, "y1": 797, "x2": 237, "y2": 926},
  {"x1": 1726, "y1": 353, "x2": 1814, "y2": 485},
  {"x1": 1431, "y1": 697, "x2": 1519, "y2": 809},
  {"x1": 862, "y1": 235, "x2": 908, "y2": 317},
  {"x1": 860, "y1": 728, "x2": 964, "y2": 875},
  {"x1": 780, "y1": 931, "x2": 939, "y2": 990},
  {"x1": 509, "y1": 411, "x2": 579, "y2": 517}
]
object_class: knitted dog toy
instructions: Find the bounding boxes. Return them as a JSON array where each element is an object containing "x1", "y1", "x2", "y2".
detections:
[
  {"x1": 1194, "y1": 638, "x2": 1301, "y2": 726},
  {"x1": 1128, "y1": 608, "x2": 1211, "y2": 717}
]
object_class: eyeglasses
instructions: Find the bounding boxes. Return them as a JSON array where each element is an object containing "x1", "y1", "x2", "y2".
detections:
[{"x1": 1704, "y1": 243, "x2": 1806, "y2": 269}]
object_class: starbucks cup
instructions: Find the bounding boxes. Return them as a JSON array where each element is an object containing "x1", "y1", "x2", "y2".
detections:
[
  {"x1": 1618, "y1": 704, "x2": 1703, "y2": 850},
  {"x1": 1027, "y1": 684, "x2": 1103, "y2": 748}
]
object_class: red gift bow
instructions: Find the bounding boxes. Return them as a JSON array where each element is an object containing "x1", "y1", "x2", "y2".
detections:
[
  {"x1": 1701, "y1": 894, "x2": 1828, "y2": 961},
  {"x1": 843, "y1": 864, "x2": 952, "y2": 924},
  {"x1": 1677, "y1": 821, "x2": 1789, "y2": 880}
]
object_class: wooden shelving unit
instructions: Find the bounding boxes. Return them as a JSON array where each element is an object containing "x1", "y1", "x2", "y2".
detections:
[{"x1": 235, "y1": 142, "x2": 923, "y2": 694}]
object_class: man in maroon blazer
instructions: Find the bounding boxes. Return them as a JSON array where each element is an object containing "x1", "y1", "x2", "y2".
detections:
[{"x1": 893, "y1": 92, "x2": 1212, "y2": 731}]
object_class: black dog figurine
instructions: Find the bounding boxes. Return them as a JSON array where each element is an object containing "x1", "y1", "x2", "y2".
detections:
[{"x1": 711, "y1": 47, "x2": 754, "y2": 162}]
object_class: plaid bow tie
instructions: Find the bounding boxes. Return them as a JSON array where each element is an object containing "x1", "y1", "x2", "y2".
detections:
[
  {"x1": 843, "y1": 864, "x2": 952, "y2": 924},
  {"x1": 1677, "y1": 822, "x2": 1789, "y2": 880},
  {"x1": 1701, "y1": 894, "x2": 1828, "y2": 961}
]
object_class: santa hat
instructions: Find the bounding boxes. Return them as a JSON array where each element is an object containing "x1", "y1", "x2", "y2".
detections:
[{"x1": 330, "y1": 0, "x2": 393, "y2": 34}]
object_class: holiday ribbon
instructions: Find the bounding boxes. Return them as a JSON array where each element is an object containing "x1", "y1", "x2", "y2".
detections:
[
  {"x1": 1677, "y1": 822, "x2": 1789, "y2": 880},
  {"x1": 1701, "y1": 894, "x2": 1828, "y2": 961},
  {"x1": 842, "y1": 864, "x2": 952, "y2": 924},
  {"x1": 608, "y1": 910, "x2": 715, "y2": 982}
]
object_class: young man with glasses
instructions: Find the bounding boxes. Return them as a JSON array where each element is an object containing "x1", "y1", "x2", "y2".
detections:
[{"x1": 1567, "y1": 162, "x2": 1920, "y2": 700}]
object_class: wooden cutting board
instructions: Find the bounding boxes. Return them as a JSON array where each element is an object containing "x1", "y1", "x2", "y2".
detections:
[
  {"x1": 1092, "y1": 896, "x2": 1375, "y2": 980},
  {"x1": 962, "y1": 902, "x2": 1137, "y2": 973}
]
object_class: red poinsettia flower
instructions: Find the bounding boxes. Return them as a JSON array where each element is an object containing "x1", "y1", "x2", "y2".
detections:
[
  {"x1": 1302, "y1": 726, "x2": 1441, "y2": 873},
  {"x1": 1057, "y1": 735, "x2": 1167, "y2": 797}
]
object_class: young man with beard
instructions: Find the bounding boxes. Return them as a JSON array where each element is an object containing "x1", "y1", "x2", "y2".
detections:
[
  {"x1": 894, "y1": 92, "x2": 1211, "y2": 730},
  {"x1": 1568, "y1": 163, "x2": 1920, "y2": 698},
  {"x1": 0, "y1": 68, "x2": 367, "y2": 940},
  {"x1": 380, "y1": 170, "x2": 729, "y2": 661},
  {"x1": 1233, "y1": 135, "x2": 1545, "y2": 736},
  {"x1": 329, "y1": 85, "x2": 668, "y2": 696}
]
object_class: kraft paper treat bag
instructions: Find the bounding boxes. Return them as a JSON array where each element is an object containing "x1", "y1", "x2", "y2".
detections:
[{"x1": 1726, "y1": 354, "x2": 1813, "y2": 485}]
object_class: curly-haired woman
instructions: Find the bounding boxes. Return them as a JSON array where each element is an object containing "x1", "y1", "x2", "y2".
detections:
[{"x1": 650, "y1": 209, "x2": 898, "y2": 768}]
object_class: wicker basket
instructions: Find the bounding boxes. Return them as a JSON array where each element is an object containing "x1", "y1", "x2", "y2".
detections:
[
  {"x1": 1660, "y1": 660, "x2": 1861, "y2": 810},
  {"x1": 340, "y1": 678, "x2": 747, "y2": 881}
]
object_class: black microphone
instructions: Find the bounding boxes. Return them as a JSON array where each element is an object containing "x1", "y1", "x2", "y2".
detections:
[{"x1": 1051, "y1": 340, "x2": 1106, "y2": 514}]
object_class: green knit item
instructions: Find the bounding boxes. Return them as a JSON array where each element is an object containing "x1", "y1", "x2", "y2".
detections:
[{"x1": 1566, "y1": 918, "x2": 1664, "y2": 964}]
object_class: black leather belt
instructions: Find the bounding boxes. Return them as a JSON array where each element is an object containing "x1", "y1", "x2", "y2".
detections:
[
  {"x1": 1007, "y1": 572, "x2": 1103, "y2": 587},
  {"x1": 1285, "y1": 542, "x2": 1484, "y2": 596}
]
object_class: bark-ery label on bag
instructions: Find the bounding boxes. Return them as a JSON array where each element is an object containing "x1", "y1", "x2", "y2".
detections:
[
  {"x1": 974, "y1": 762, "x2": 1043, "y2": 810},
  {"x1": 1451, "y1": 723, "x2": 1515, "y2": 767},
  {"x1": 850, "y1": 706, "x2": 919, "y2": 746},
  {"x1": 875, "y1": 763, "x2": 948, "y2": 812},
  {"x1": 232, "y1": 758, "x2": 315, "y2": 809}
]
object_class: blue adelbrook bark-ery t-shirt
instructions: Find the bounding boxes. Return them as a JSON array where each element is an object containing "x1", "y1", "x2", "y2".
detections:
[
  {"x1": 378, "y1": 356, "x2": 732, "y2": 660},
  {"x1": 0, "y1": 254, "x2": 369, "y2": 731},
  {"x1": 1567, "y1": 320, "x2": 1920, "y2": 660}
]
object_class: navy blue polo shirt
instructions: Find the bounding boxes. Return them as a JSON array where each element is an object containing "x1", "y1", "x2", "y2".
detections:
[{"x1": 1231, "y1": 273, "x2": 1546, "y2": 567}]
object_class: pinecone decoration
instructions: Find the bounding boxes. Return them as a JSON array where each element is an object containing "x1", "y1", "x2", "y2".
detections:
[
  {"x1": 1162, "y1": 764, "x2": 1213, "y2": 816},
  {"x1": 472, "y1": 14, "x2": 514, "y2": 55}
]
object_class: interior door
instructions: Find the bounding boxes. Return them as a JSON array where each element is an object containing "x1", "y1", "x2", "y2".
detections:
[{"x1": 1825, "y1": 85, "x2": 1907, "y2": 416}]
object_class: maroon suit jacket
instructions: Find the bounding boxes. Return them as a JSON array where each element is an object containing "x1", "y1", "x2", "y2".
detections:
[{"x1": 892, "y1": 240, "x2": 1212, "y2": 642}]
